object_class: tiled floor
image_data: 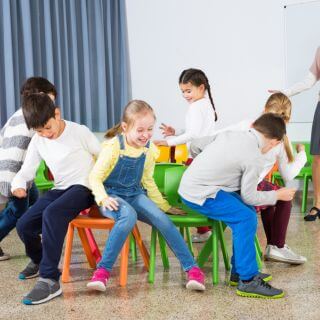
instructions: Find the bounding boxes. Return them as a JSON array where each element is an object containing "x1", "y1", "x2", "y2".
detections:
[{"x1": 0, "y1": 194, "x2": 320, "y2": 320}]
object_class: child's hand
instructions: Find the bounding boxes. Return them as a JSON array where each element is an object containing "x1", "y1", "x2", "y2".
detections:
[
  {"x1": 160, "y1": 123, "x2": 175, "y2": 137},
  {"x1": 153, "y1": 140, "x2": 168, "y2": 146},
  {"x1": 295, "y1": 144, "x2": 305, "y2": 153},
  {"x1": 102, "y1": 196, "x2": 119, "y2": 211},
  {"x1": 276, "y1": 188, "x2": 296, "y2": 201},
  {"x1": 166, "y1": 207, "x2": 186, "y2": 215},
  {"x1": 12, "y1": 188, "x2": 27, "y2": 198}
]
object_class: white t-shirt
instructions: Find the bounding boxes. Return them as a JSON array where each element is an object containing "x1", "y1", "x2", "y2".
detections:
[
  {"x1": 167, "y1": 96, "x2": 216, "y2": 146},
  {"x1": 11, "y1": 121, "x2": 101, "y2": 191}
]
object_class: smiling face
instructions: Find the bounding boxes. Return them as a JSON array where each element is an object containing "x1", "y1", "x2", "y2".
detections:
[
  {"x1": 121, "y1": 112, "x2": 155, "y2": 148},
  {"x1": 179, "y1": 82, "x2": 205, "y2": 104},
  {"x1": 34, "y1": 108, "x2": 65, "y2": 140}
]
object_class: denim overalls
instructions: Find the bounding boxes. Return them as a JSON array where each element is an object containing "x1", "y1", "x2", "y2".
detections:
[{"x1": 97, "y1": 135, "x2": 196, "y2": 272}]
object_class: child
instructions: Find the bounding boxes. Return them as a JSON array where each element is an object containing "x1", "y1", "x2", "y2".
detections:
[
  {"x1": 0, "y1": 77, "x2": 57, "y2": 260},
  {"x1": 196, "y1": 93, "x2": 307, "y2": 264},
  {"x1": 87, "y1": 99, "x2": 205, "y2": 292},
  {"x1": 179, "y1": 113, "x2": 296, "y2": 298},
  {"x1": 154, "y1": 68, "x2": 217, "y2": 242},
  {"x1": 11, "y1": 93, "x2": 101, "y2": 305}
]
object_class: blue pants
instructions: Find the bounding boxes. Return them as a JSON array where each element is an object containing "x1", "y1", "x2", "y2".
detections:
[
  {"x1": 182, "y1": 190, "x2": 258, "y2": 280},
  {"x1": 0, "y1": 184, "x2": 38, "y2": 242},
  {"x1": 16, "y1": 185, "x2": 94, "y2": 280},
  {"x1": 98, "y1": 193, "x2": 197, "y2": 272}
]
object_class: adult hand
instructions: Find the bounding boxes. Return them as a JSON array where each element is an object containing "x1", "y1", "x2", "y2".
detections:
[
  {"x1": 12, "y1": 188, "x2": 27, "y2": 198},
  {"x1": 276, "y1": 188, "x2": 296, "y2": 201},
  {"x1": 166, "y1": 207, "x2": 186, "y2": 215},
  {"x1": 102, "y1": 196, "x2": 119, "y2": 211},
  {"x1": 153, "y1": 140, "x2": 169, "y2": 146},
  {"x1": 159, "y1": 123, "x2": 175, "y2": 137},
  {"x1": 295, "y1": 143, "x2": 305, "y2": 153}
]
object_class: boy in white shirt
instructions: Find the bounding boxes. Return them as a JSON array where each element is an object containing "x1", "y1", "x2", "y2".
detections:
[{"x1": 11, "y1": 93, "x2": 101, "y2": 305}]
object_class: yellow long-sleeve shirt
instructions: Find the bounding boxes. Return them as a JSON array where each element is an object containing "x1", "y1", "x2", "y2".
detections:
[{"x1": 89, "y1": 135, "x2": 171, "y2": 212}]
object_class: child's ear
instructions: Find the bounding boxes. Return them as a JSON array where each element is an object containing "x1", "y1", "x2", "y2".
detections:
[
  {"x1": 54, "y1": 108, "x2": 61, "y2": 120},
  {"x1": 121, "y1": 121, "x2": 127, "y2": 132},
  {"x1": 199, "y1": 84, "x2": 206, "y2": 92}
]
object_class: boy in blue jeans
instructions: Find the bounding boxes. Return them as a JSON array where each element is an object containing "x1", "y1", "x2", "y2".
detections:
[
  {"x1": 11, "y1": 93, "x2": 101, "y2": 305},
  {"x1": 179, "y1": 113, "x2": 296, "y2": 299},
  {"x1": 0, "y1": 77, "x2": 57, "y2": 260}
]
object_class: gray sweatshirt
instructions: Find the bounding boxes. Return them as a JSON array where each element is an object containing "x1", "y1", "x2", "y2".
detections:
[{"x1": 178, "y1": 129, "x2": 277, "y2": 206}]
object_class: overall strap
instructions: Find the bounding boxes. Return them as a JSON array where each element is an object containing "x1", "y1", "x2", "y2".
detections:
[{"x1": 117, "y1": 135, "x2": 125, "y2": 150}]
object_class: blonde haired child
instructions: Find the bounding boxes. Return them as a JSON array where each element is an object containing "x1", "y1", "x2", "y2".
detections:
[{"x1": 87, "y1": 100, "x2": 205, "y2": 292}]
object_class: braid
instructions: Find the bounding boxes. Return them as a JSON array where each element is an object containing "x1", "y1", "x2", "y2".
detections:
[{"x1": 204, "y1": 78, "x2": 218, "y2": 122}]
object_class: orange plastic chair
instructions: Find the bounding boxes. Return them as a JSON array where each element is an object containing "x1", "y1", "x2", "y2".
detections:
[
  {"x1": 174, "y1": 144, "x2": 188, "y2": 164},
  {"x1": 265, "y1": 163, "x2": 279, "y2": 182},
  {"x1": 61, "y1": 206, "x2": 150, "y2": 286},
  {"x1": 156, "y1": 146, "x2": 171, "y2": 162}
]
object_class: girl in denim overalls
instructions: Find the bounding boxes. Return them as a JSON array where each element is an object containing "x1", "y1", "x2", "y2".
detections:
[{"x1": 87, "y1": 100, "x2": 205, "y2": 292}]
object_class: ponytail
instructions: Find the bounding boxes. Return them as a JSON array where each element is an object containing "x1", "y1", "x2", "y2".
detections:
[
  {"x1": 104, "y1": 123, "x2": 122, "y2": 139},
  {"x1": 283, "y1": 135, "x2": 294, "y2": 163}
]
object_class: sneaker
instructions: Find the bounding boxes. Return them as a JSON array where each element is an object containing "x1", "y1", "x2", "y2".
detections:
[
  {"x1": 186, "y1": 266, "x2": 205, "y2": 291},
  {"x1": 265, "y1": 244, "x2": 307, "y2": 265},
  {"x1": 0, "y1": 247, "x2": 10, "y2": 261},
  {"x1": 19, "y1": 261, "x2": 39, "y2": 280},
  {"x1": 237, "y1": 275, "x2": 284, "y2": 299},
  {"x1": 87, "y1": 267, "x2": 110, "y2": 292},
  {"x1": 229, "y1": 272, "x2": 272, "y2": 286},
  {"x1": 191, "y1": 231, "x2": 212, "y2": 243},
  {"x1": 22, "y1": 278, "x2": 62, "y2": 305}
]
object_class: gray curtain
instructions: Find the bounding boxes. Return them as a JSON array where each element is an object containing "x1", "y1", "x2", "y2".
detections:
[{"x1": 0, "y1": 0, "x2": 131, "y2": 131}]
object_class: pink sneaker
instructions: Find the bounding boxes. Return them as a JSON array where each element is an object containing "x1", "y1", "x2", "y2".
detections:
[
  {"x1": 86, "y1": 267, "x2": 110, "y2": 292},
  {"x1": 186, "y1": 266, "x2": 205, "y2": 291}
]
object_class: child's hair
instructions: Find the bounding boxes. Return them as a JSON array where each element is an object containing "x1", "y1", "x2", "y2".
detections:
[
  {"x1": 20, "y1": 77, "x2": 57, "y2": 98},
  {"x1": 264, "y1": 93, "x2": 294, "y2": 162},
  {"x1": 22, "y1": 93, "x2": 56, "y2": 129},
  {"x1": 105, "y1": 100, "x2": 156, "y2": 138},
  {"x1": 179, "y1": 68, "x2": 217, "y2": 121},
  {"x1": 252, "y1": 113, "x2": 286, "y2": 141}
]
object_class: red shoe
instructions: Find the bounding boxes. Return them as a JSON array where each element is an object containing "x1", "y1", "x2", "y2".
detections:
[
  {"x1": 87, "y1": 267, "x2": 110, "y2": 292},
  {"x1": 186, "y1": 266, "x2": 205, "y2": 291}
]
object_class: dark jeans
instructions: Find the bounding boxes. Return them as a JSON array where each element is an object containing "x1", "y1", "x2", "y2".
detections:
[
  {"x1": 0, "y1": 184, "x2": 38, "y2": 242},
  {"x1": 16, "y1": 185, "x2": 94, "y2": 280}
]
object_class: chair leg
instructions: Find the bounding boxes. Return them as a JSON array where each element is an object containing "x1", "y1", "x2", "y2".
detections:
[
  {"x1": 61, "y1": 224, "x2": 74, "y2": 283},
  {"x1": 148, "y1": 227, "x2": 157, "y2": 283},
  {"x1": 217, "y1": 222, "x2": 230, "y2": 271},
  {"x1": 301, "y1": 176, "x2": 310, "y2": 214},
  {"x1": 158, "y1": 233, "x2": 170, "y2": 269},
  {"x1": 212, "y1": 221, "x2": 219, "y2": 285},
  {"x1": 85, "y1": 228, "x2": 102, "y2": 262},
  {"x1": 119, "y1": 237, "x2": 130, "y2": 287},
  {"x1": 254, "y1": 236, "x2": 262, "y2": 271},
  {"x1": 197, "y1": 234, "x2": 213, "y2": 268},
  {"x1": 185, "y1": 227, "x2": 194, "y2": 256},
  {"x1": 132, "y1": 225, "x2": 150, "y2": 270},
  {"x1": 179, "y1": 227, "x2": 185, "y2": 238},
  {"x1": 78, "y1": 228, "x2": 97, "y2": 269},
  {"x1": 130, "y1": 234, "x2": 137, "y2": 263}
]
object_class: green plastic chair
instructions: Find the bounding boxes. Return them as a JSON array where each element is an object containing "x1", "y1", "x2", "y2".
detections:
[
  {"x1": 272, "y1": 141, "x2": 312, "y2": 214},
  {"x1": 153, "y1": 163, "x2": 183, "y2": 194},
  {"x1": 34, "y1": 160, "x2": 54, "y2": 192},
  {"x1": 148, "y1": 166, "x2": 231, "y2": 285}
]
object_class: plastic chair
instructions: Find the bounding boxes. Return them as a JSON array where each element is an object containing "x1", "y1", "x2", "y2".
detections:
[
  {"x1": 62, "y1": 206, "x2": 150, "y2": 286},
  {"x1": 174, "y1": 144, "x2": 188, "y2": 164},
  {"x1": 34, "y1": 160, "x2": 54, "y2": 192},
  {"x1": 156, "y1": 146, "x2": 171, "y2": 163},
  {"x1": 148, "y1": 166, "x2": 230, "y2": 285},
  {"x1": 272, "y1": 141, "x2": 312, "y2": 214}
]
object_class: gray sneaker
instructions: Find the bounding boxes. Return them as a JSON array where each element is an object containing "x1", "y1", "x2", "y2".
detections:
[
  {"x1": 19, "y1": 261, "x2": 39, "y2": 280},
  {"x1": 237, "y1": 275, "x2": 284, "y2": 299},
  {"x1": 22, "y1": 278, "x2": 62, "y2": 305},
  {"x1": 0, "y1": 247, "x2": 10, "y2": 261}
]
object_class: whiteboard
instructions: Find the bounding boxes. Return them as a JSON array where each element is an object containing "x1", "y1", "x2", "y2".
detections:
[{"x1": 284, "y1": 1, "x2": 320, "y2": 123}]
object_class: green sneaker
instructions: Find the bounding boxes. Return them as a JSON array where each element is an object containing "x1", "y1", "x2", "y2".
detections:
[
  {"x1": 229, "y1": 272, "x2": 272, "y2": 286},
  {"x1": 237, "y1": 276, "x2": 284, "y2": 299}
]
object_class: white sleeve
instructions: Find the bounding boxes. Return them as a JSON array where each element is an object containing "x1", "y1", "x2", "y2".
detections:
[
  {"x1": 277, "y1": 143, "x2": 307, "y2": 183},
  {"x1": 11, "y1": 138, "x2": 42, "y2": 191},
  {"x1": 213, "y1": 120, "x2": 252, "y2": 135},
  {"x1": 282, "y1": 72, "x2": 317, "y2": 97},
  {"x1": 80, "y1": 126, "x2": 101, "y2": 156},
  {"x1": 166, "y1": 107, "x2": 205, "y2": 146}
]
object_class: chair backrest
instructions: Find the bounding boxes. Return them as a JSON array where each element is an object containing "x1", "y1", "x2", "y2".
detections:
[
  {"x1": 163, "y1": 166, "x2": 187, "y2": 205},
  {"x1": 292, "y1": 141, "x2": 313, "y2": 165},
  {"x1": 174, "y1": 144, "x2": 188, "y2": 164},
  {"x1": 153, "y1": 163, "x2": 183, "y2": 193},
  {"x1": 156, "y1": 146, "x2": 171, "y2": 163},
  {"x1": 34, "y1": 160, "x2": 54, "y2": 191}
]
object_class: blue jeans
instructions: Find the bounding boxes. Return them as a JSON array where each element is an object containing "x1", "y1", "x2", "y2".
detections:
[
  {"x1": 98, "y1": 193, "x2": 197, "y2": 272},
  {"x1": 182, "y1": 190, "x2": 258, "y2": 280},
  {"x1": 0, "y1": 184, "x2": 38, "y2": 242}
]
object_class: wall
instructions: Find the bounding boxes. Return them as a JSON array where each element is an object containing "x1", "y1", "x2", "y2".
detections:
[{"x1": 125, "y1": 0, "x2": 317, "y2": 141}]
